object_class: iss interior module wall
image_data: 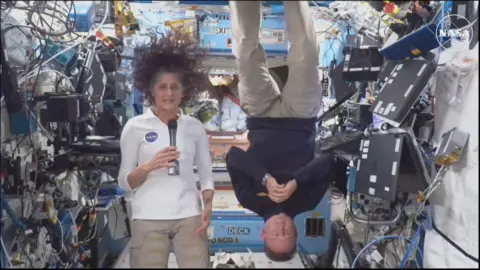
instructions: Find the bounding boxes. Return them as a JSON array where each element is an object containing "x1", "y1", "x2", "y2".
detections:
[
  {"x1": 423, "y1": 45, "x2": 479, "y2": 268},
  {"x1": 1, "y1": 0, "x2": 480, "y2": 269}
]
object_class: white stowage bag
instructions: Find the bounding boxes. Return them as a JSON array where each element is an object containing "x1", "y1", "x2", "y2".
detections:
[
  {"x1": 237, "y1": 109, "x2": 247, "y2": 131},
  {"x1": 196, "y1": 95, "x2": 247, "y2": 132},
  {"x1": 212, "y1": 249, "x2": 254, "y2": 268},
  {"x1": 220, "y1": 96, "x2": 247, "y2": 132},
  {"x1": 204, "y1": 117, "x2": 220, "y2": 131},
  {"x1": 221, "y1": 97, "x2": 237, "y2": 132}
]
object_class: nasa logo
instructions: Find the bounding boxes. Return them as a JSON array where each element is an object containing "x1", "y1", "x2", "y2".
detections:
[
  {"x1": 436, "y1": 14, "x2": 474, "y2": 53},
  {"x1": 145, "y1": 132, "x2": 158, "y2": 143}
]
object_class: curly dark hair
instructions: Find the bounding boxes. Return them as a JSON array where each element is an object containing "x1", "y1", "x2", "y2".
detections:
[{"x1": 133, "y1": 32, "x2": 210, "y2": 107}]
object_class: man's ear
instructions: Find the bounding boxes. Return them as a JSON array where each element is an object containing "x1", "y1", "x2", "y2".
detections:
[{"x1": 261, "y1": 229, "x2": 266, "y2": 240}]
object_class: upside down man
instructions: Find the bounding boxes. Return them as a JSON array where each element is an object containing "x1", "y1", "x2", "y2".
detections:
[{"x1": 226, "y1": 1, "x2": 346, "y2": 262}]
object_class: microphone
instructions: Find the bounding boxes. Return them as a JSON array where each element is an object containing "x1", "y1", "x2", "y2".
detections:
[{"x1": 167, "y1": 119, "x2": 179, "y2": 176}]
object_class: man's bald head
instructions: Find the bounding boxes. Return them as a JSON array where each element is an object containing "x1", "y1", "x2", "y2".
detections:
[{"x1": 262, "y1": 213, "x2": 298, "y2": 262}]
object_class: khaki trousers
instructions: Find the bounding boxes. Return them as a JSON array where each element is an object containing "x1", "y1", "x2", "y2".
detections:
[
  {"x1": 130, "y1": 216, "x2": 210, "y2": 268},
  {"x1": 230, "y1": 1, "x2": 321, "y2": 118}
]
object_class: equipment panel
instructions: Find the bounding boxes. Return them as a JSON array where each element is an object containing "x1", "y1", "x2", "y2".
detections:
[{"x1": 199, "y1": 13, "x2": 289, "y2": 56}]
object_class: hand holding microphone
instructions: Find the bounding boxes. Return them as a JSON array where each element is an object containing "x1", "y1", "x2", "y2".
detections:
[{"x1": 145, "y1": 146, "x2": 180, "y2": 172}]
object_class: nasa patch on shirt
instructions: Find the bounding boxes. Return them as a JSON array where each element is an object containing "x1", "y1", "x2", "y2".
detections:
[{"x1": 145, "y1": 132, "x2": 158, "y2": 143}]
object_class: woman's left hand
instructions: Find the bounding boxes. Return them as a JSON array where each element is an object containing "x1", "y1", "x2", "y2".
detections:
[{"x1": 196, "y1": 208, "x2": 212, "y2": 236}]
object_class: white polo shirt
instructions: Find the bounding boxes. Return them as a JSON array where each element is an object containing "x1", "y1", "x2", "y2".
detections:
[{"x1": 118, "y1": 108, "x2": 214, "y2": 220}]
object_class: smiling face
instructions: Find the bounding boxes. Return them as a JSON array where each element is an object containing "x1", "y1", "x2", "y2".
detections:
[{"x1": 151, "y1": 72, "x2": 183, "y2": 113}]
